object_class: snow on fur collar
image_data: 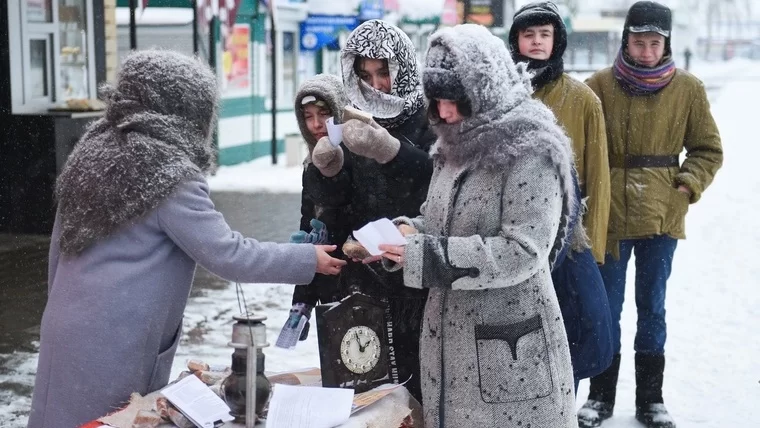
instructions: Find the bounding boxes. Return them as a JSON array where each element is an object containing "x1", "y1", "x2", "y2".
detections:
[
  {"x1": 423, "y1": 24, "x2": 577, "y2": 266},
  {"x1": 294, "y1": 74, "x2": 349, "y2": 151},
  {"x1": 55, "y1": 50, "x2": 218, "y2": 255},
  {"x1": 341, "y1": 20, "x2": 425, "y2": 129}
]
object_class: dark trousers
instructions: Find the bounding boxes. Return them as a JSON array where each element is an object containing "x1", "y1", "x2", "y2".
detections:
[{"x1": 599, "y1": 235, "x2": 678, "y2": 355}]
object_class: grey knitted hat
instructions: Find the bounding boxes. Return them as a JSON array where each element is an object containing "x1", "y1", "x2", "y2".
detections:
[{"x1": 103, "y1": 49, "x2": 219, "y2": 142}]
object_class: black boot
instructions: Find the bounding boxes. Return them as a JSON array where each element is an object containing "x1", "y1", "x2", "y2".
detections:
[
  {"x1": 578, "y1": 354, "x2": 621, "y2": 428},
  {"x1": 635, "y1": 353, "x2": 676, "y2": 428}
]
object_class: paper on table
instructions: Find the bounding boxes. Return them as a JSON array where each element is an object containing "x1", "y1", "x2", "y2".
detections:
[
  {"x1": 266, "y1": 384, "x2": 354, "y2": 428},
  {"x1": 326, "y1": 117, "x2": 343, "y2": 147},
  {"x1": 352, "y1": 218, "x2": 407, "y2": 257},
  {"x1": 161, "y1": 375, "x2": 234, "y2": 428}
]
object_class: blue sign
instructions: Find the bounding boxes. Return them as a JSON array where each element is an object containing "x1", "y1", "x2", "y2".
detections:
[
  {"x1": 299, "y1": 15, "x2": 359, "y2": 52},
  {"x1": 359, "y1": 0, "x2": 384, "y2": 21}
]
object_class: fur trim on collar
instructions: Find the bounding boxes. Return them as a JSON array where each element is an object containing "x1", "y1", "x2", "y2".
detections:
[
  {"x1": 424, "y1": 24, "x2": 577, "y2": 267},
  {"x1": 294, "y1": 74, "x2": 349, "y2": 150}
]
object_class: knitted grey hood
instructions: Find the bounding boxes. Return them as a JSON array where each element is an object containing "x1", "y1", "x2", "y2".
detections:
[
  {"x1": 423, "y1": 24, "x2": 577, "y2": 265},
  {"x1": 340, "y1": 20, "x2": 425, "y2": 129},
  {"x1": 55, "y1": 49, "x2": 219, "y2": 255},
  {"x1": 294, "y1": 74, "x2": 349, "y2": 151}
]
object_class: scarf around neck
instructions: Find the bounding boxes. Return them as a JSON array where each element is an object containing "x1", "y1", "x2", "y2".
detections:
[
  {"x1": 55, "y1": 98, "x2": 213, "y2": 255},
  {"x1": 613, "y1": 49, "x2": 676, "y2": 95},
  {"x1": 512, "y1": 53, "x2": 565, "y2": 91}
]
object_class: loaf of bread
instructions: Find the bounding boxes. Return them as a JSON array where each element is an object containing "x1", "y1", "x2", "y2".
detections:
[
  {"x1": 342, "y1": 236, "x2": 371, "y2": 260},
  {"x1": 131, "y1": 409, "x2": 163, "y2": 428}
]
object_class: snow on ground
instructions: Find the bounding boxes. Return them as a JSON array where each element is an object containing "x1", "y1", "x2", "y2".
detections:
[
  {"x1": 207, "y1": 154, "x2": 303, "y2": 194},
  {"x1": 572, "y1": 62, "x2": 760, "y2": 426},
  {"x1": 173, "y1": 282, "x2": 321, "y2": 379},
  {"x1": 205, "y1": 59, "x2": 760, "y2": 427},
  {"x1": 193, "y1": 59, "x2": 760, "y2": 427},
  {"x1": 2, "y1": 59, "x2": 759, "y2": 427}
]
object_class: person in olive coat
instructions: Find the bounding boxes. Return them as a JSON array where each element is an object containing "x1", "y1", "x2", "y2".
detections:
[{"x1": 578, "y1": 2, "x2": 723, "y2": 427}]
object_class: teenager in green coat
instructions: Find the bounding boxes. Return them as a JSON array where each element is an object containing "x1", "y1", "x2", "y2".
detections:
[
  {"x1": 578, "y1": 2, "x2": 723, "y2": 427},
  {"x1": 508, "y1": 1, "x2": 610, "y2": 264}
]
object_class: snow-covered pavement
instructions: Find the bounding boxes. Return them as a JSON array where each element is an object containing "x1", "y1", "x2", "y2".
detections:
[
  {"x1": 1, "y1": 59, "x2": 758, "y2": 427},
  {"x1": 572, "y1": 61, "x2": 760, "y2": 427}
]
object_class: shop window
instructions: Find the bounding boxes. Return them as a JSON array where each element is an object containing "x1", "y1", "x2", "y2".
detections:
[
  {"x1": 27, "y1": 0, "x2": 54, "y2": 23},
  {"x1": 59, "y1": 0, "x2": 91, "y2": 100},
  {"x1": 265, "y1": 30, "x2": 272, "y2": 100},
  {"x1": 9, "y1": 0, "x2": 96, "y2": 112},
  {"x1": 28, "y1": 37, "x2": 52, "y2": 99},
  {"x1": 282, "y1": 31, "x2": 296, "y2": 105}
]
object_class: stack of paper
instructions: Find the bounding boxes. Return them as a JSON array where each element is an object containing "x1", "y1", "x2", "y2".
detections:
[
  {"x1": 160, "y1": 375, "x2": 234, "y2": 428},
  {"x1": 266, "y1": 384, "x2": 354, "y2": 428}
]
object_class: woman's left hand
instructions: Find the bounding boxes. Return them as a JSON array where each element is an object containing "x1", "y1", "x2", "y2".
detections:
[
  {"x1": 359, "y1": 244, "x2": 405, "y2": 265},
  {"x1": 342, "y1": 119, "x2": 401, "y2": 164},
  {"x1": 377, "y1": 244, "x2": 406, "y2": 266}
]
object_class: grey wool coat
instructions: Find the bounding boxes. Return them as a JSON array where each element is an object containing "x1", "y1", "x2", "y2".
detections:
[
  {"x1": 389, "y1": 24, "x2": 578, "y2": 427},
  {"x1": 27, "y1": 50, "x2": 318, "y2": 428}
]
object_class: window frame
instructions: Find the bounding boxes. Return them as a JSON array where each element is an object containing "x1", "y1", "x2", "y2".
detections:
[{"x1": 9, "y1": 0, "x2": 98, "y2": 113}]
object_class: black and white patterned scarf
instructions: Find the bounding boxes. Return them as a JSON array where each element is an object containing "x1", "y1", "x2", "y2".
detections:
[{"x1": 341, "y1": 20, "x2": 425, "y2": 129}]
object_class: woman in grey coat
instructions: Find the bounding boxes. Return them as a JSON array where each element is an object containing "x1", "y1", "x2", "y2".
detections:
[
  {"x1": 27, "y1": 50, "x2": 345, "y2": 428},
  {"x1": 378, "y1": 24, "x2": 579, "y2": 427}
]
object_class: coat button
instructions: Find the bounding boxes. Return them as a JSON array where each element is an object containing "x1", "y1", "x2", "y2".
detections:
[{"x1": 468, "y1": 268, "x2": 480, "y2": 278}]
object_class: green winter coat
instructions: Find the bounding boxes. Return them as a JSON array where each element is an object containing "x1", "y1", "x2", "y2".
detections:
[
  {"x1": 585, "y1": 68, "x2": 723, "y2": 256},
  {"x1": 534, "y1": 73, "x2": 611, "y2": 263}
]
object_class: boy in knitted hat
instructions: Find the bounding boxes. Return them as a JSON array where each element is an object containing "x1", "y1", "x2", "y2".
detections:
[
  {"x1": 509, "y1": 1, "x2": 614, "y2": 396},
  {"x1": 578, "y1": 2, "x2": 723, "y2": 427}
]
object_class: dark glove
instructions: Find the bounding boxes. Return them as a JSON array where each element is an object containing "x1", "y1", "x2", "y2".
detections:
[
  {"x1": 290, "y1": 219, "x2": 329, "y2": 244},
  {"x1": 275, "y1": 303, "x2": 314, "y2": 348},
  {"x1": 288, "y1": 303, "x2": 313, "y2": 341}
]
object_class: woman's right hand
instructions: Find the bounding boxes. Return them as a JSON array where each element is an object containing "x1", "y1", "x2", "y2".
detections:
[{"x1": 315, "y1": 245, "x2": 347, "y2": 275}]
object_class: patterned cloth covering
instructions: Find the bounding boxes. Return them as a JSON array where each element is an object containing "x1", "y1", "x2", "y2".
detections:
[{"x1": 340, "y1": 19, "x2": 425, "y2": 129}]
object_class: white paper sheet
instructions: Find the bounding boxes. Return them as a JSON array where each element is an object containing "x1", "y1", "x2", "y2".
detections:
[
  {"x1": 352, "y1": 218, "x2": 407, "y2": 257},
  {"x1": 266, "y1": 384, "x2": 354, "y2": 428},
  {"x1": 326, "y1": 117, "x2": 343, "y2": 147},
  {"x1": 161, "y1": 375, "x2": 234, "y2": 428}
]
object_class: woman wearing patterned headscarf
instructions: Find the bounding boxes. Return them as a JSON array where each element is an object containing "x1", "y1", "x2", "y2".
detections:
[{"x1": 302, "y1": 20, "x2": 435, "y2": 403}]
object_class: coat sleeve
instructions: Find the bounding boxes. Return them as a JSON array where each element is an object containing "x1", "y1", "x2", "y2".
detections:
[
  {"x1": 303, "y1": 154, "x2": 353, "y2": 209},
  {"x1": 380, "y1": 126, "x2": 435, "y2": 195},
  {"x1": 157, "y1": 176, "x2": 317, "y2": 285},
  {"x1": 675, "y1": 81, "x2": 723, "y2": 203},
  {"x1": 402, "y1": 156, "x2": 562, "y2": 290},
  {"x1": 582, "y1": 94, "x2": 611, "y2": 263},
  {"x1": 584, "y1": 72, "x2": 603, "y2": 99},
  {"x1": 48, "y1": 212, "x2": 63, "y2": 294}
]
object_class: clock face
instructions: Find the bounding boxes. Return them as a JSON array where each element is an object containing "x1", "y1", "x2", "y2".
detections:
[{"x1": 340, "y1": 326, "x2": 381, "y2": 374}]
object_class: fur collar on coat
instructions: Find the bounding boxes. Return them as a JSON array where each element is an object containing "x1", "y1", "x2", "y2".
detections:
[{"x1": 423, "y1": 24, "x2": 577, "y2": 266}]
